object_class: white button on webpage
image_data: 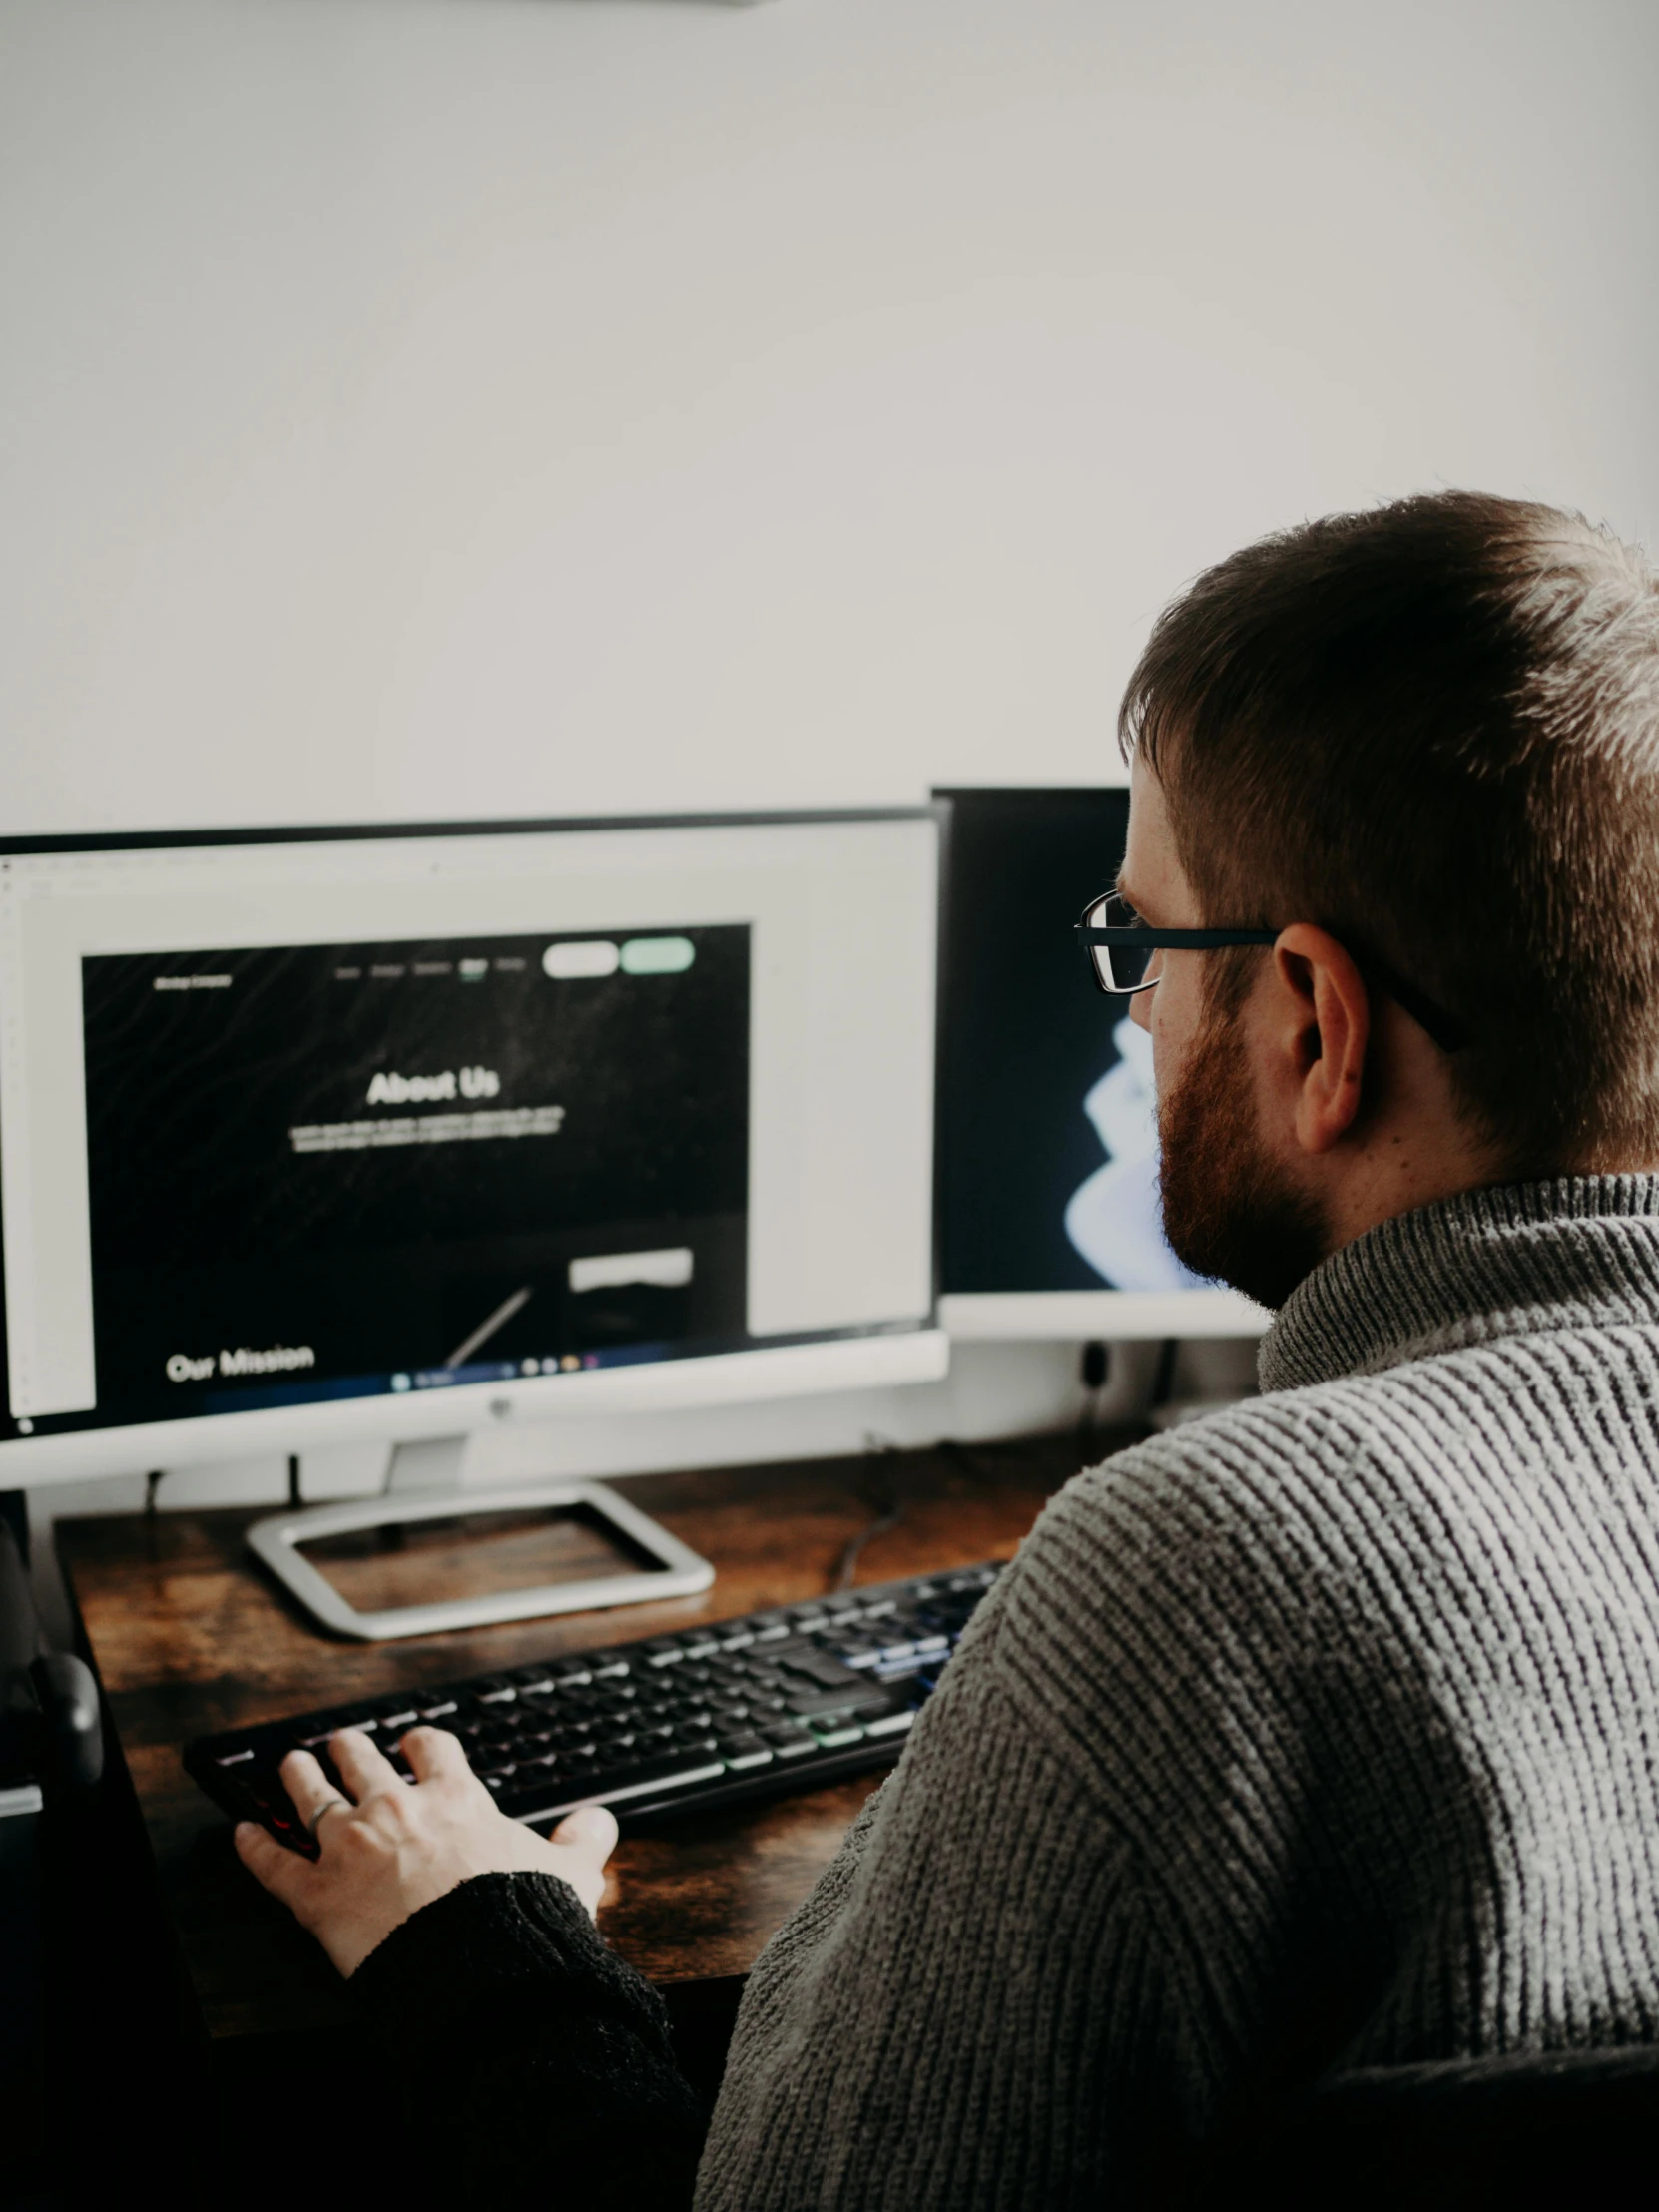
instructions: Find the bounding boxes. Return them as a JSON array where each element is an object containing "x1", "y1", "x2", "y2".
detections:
[
  {"x1": 569, "y1": 1248, "x2": 695, "y2": 1295},
  {"x1": 542, "y1": 940, "x2": 619, "y2": 979}
]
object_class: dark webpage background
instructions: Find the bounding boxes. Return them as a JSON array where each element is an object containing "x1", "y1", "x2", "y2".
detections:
[
  {"x1": 936, "y1": 789, "x2": 1131, "y2": 1293},
  {"x1": 80, "y1": 925, "x2": 750, "y2": 1416}
]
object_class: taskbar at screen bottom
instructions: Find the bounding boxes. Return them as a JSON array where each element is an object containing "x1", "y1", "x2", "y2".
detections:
[{"x1": 2, "y1": 1325, "x2": 928, "y2": 1442}]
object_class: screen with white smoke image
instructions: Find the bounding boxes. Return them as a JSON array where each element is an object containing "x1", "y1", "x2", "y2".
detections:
[
  {"x1": 1061, "y1": 1012, "x2": 1207, "y2": 1293},
  {"x1": 935, "y1": 788, "x2": 1208, "y2": 1297},
  {"x1": 80, "y1": 925, "x2": 750, "y2": 1416}
]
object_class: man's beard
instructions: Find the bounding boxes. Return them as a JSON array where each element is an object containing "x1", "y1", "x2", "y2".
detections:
[{"x1": 1158, "y1": 999, "x2": 1331, "y2": 1312}]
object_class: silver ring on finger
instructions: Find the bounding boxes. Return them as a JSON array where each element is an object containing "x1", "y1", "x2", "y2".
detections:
[{"x1": 307, "y1": 1794, "x2": 349, "y2": 1837}]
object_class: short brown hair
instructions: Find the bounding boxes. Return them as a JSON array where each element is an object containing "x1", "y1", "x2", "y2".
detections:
[{"x1": 1120, "y1": 490, "x2": 1659, "y2": 1174}]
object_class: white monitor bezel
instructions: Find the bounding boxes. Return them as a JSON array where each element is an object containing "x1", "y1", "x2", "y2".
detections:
[
  {"x1": 2, "y1": 1326, "x2": 951, "y2": 1489},
  {"x1": 0, "y1": 806, "x2": 948, "y2": 1488},
  {"x1": 938, "y1": 1290, "x2": 1267, "y2": 1341}
]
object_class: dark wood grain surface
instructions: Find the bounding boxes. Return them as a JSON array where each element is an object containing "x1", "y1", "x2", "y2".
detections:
[{"x1": 57, "y1": 1434, "x2": 1128, "y2": 2041}]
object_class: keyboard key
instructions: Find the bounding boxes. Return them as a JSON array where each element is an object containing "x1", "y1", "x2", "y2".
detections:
[
  {"x1": 784, "y1": 1681, "x2": 893, "y2": 1720},
  {"x1": 787, "y1": 1654, "x2": 869, "y2": 1692},
  {"x1": 863, "y1": 1708, "x2": 917, "y2": 1739},
  {"x1": 316, "y1": 1708, "x2": 379, "y2": 1738},
  {"x1": 812, "y1": 1723, "x2": 864, "y2": 1749},
  {"x1": 760, "y1": 1724, "x2": 817, "y2": 1757},
  {"x1": 717, "y1": 1733, "x2": 773, "y2": 1769}
]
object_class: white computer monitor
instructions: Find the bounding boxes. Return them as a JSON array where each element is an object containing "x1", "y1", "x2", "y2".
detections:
[
  {"x1": 932, "y1": 788, "x2": 1266, "y2": 1343},
  {"x1": 0, "y1": 809, "x2": 947, "y2": 1492}
]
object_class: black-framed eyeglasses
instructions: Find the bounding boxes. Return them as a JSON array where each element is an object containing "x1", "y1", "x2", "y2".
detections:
[{"x1": 1075, "y1": 890, "x2": 1470, "y2": 1053}]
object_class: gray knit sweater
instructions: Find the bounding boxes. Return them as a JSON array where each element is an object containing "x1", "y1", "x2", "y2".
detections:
[{"x1": 694, "y1": 1177, "x2": 1659, "y2": 2207}]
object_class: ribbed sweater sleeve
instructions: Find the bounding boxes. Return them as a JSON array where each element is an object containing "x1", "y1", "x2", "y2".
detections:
[{"x1": 350, "y1": 1870, "x2": 708, "y2": 2209}]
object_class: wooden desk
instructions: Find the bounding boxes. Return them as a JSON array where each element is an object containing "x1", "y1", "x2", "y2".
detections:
[{"x1": 57, "y1": 1436, "x2": 1120, "y2": 2047}]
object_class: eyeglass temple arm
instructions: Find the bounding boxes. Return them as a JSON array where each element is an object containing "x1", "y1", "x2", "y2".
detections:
[
  {"x1": 1074, "y1": 925, "x2": 1470, "y2": 1053},
  {"x1": 1074, "y1": 927, "x2": 1276, "y2": 949}
]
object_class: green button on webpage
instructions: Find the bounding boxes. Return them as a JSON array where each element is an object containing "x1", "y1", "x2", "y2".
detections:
[{"x1": 620, "y1": 936, "x2": 696, "y2": 975}]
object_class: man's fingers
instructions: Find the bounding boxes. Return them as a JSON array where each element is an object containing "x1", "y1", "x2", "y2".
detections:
[
  {"x1": 400, "y1": 1725, "x2": 472, "y2": 1785},
  {"x1": 235, "y1": 1819, "x2": 313, "y2": 1906},
  {"x1": 330, "y1": 1726, "x2": 398, "y2": 1798},
  {"x1": 552, "y1": 1805, "x2": 620, "y2": 1866},
  {"x1": 546, "y1": 1805, "x2": 619, "y2": 1921},
  {"x1": 278, "y1": 1746, "x2": 349, "y2": 1830}
]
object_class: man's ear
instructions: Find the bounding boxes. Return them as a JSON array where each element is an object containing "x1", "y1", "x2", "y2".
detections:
[{"x1": 1270, "y1": 924, "x2": 1371, "y2": 1155}]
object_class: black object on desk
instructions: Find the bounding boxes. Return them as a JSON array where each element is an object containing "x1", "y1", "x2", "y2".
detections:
[
  {"x1": 1, "y1": 1512, "x2": 104, "y2": 1803},
  {"x1": 1, "y1": 1502, "x2": 108, "y2": 2204},
  {"x1": 1, "y1": 1507, "x2": 105, "y2": 2035}
]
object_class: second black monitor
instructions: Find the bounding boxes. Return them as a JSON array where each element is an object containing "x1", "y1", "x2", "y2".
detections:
[{"x1": 934, "y1": 786, "x2": 1265, "y2": 1338}]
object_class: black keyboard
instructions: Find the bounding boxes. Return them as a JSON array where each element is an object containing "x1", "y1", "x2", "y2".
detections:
[{"x1": 185, "y1": 1560, "x2": 1005, "y2": 1849}]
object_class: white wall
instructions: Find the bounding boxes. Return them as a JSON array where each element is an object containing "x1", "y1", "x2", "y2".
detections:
[
  {"x1": 4, "y1": 0, "x2": 1656, "y2": 833},
  {"x1": 4, "y1": 0, "x2": 1657, "y2": 1542}
]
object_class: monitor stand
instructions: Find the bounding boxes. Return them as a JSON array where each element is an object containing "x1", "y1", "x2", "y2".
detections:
[{"x1": 244, "y1": 1435, "x2": 715, "y2": 1642}]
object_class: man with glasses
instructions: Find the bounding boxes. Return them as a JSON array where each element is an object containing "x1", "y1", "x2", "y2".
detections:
[{"x1": 240, "y1": 492, "x2": 1659, "y2": 2208}]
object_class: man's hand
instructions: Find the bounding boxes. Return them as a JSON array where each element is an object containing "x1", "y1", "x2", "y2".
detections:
[{"x1": 235, "y1": 1725, "x2": 619, "y2": 1979}]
